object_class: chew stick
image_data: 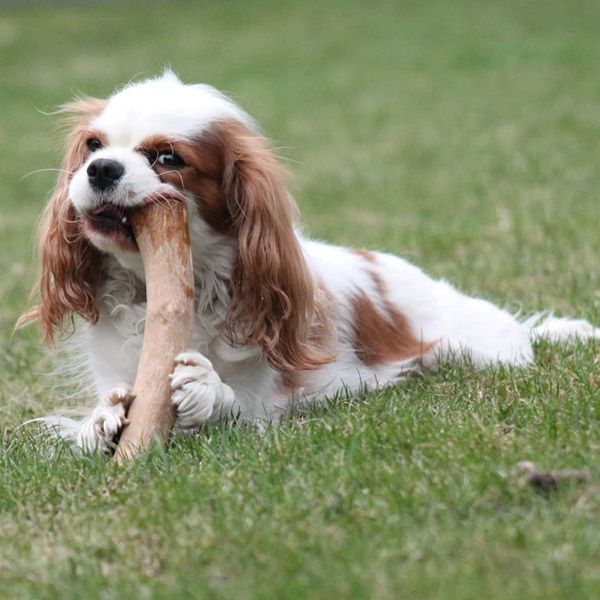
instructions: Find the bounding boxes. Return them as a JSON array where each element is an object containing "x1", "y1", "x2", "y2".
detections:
[{"x1": 115, "y1": 197, "x2": 194, "y2": 463}]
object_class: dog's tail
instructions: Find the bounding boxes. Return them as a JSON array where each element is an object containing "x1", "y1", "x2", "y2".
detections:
[{"x1": 523, "y1": 312, "x2": 600, "y2": 343}]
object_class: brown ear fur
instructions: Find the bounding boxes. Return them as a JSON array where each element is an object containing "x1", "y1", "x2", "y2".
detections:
[
  {"x1": 18, "y1": 97, "x2": 106, "y2": 344},
  {"x1": 215, "y1": 120, "x2": 333, "y2": 374}
]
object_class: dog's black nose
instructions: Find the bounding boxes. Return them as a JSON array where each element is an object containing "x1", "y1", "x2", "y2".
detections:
[{"x1": 87, "y1": 159, "x2": 125, "y2": 191}]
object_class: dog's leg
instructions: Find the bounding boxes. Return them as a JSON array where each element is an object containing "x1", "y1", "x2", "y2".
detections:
[
  {"x1": 77, "y1": 385, "x2": 136, "y2": 453},
  {"x1": 170, "y1": 351, "x2": 236, "y2": 429}
]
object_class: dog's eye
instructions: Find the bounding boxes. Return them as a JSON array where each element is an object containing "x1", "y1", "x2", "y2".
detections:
[
  {"x1": 87, "y1": 138, "x2": 103, "y2": 153},
  {"x1": 157, "y1": 151, "x2": 186, "y2": 168}
]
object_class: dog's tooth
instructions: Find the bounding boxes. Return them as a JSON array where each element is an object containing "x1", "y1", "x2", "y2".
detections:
[{"x1": 121, "y1": 217, "x2": 128, "y2": 224}]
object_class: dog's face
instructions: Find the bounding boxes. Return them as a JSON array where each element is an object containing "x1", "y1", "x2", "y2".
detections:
[
  {"x1": 29, "y1": 73, "x2": 330, "y2": 375},
  {"x1": 67, "y1": 75, "x2": 251, "y2": 254}
]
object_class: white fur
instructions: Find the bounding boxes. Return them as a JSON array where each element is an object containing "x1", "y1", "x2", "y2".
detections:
[
  {"x1": 91, "y1": 72, "x2": 255, "y2": 146},
  {"x1": 39, "y1": 73, "x2": 600, "y2": 452}
]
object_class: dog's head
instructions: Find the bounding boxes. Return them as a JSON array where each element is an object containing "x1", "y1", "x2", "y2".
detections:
[{"x1": 27, "y1": 72, "x2": 330, "y2": 374}]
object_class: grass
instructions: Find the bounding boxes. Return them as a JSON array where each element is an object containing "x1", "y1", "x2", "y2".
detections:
[{"x1": 1, "y1": 0, "x2": 600, "y2": 598}]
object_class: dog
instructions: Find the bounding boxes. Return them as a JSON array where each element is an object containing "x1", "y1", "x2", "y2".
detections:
[{"x1": 20, "y1": 72, "x2": 599, "y2": 452}]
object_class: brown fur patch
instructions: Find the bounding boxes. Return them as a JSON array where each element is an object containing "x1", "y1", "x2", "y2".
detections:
[
  {"x1": 348, "y1": 248, "x2": 435, "y2": 366},
  {"x1": 352, "y1": 291, "x2": 434, "y2": 366}
]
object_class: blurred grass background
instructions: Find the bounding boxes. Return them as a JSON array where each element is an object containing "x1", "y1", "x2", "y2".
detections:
[{"x1": 1, "y1": 1, "x2": 600, "y2": 599}]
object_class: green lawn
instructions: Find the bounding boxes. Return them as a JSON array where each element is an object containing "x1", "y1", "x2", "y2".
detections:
[{"x1": 1, "y1": 1, "x2": 600, "y2": 598}]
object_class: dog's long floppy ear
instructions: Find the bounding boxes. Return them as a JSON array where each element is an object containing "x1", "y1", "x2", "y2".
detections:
[
  {"x1": 215, "y1": 120, "x2": 332, "y2": 374},
  {"x1": 18, "y1": 97, "x2": 106, "y2": 345}
]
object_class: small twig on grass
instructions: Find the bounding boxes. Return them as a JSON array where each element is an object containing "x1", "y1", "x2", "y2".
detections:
[{"x1": 513, "y1": 461, "x2": 590, "y2": 494}]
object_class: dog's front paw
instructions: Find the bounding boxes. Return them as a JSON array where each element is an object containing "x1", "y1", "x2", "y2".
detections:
[
  {"x1": 170, "y1": 352, "x2": 232, "y2": 429},
  {"x1": 78, "y1": 385, "x2": 135, "y2": 454}
]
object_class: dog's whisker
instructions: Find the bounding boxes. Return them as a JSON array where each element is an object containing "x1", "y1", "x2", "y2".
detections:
[{"x1": 19, "y1": 168, "x2": 74, "y2": 183}]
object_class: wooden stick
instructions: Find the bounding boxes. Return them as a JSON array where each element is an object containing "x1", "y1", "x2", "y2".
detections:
[
  {"x1": 115, "y1": 197, "x2": 194, "y2": 463},
  {"x1": 514, "y1": 461, "x2": 589, "y2": 493}
]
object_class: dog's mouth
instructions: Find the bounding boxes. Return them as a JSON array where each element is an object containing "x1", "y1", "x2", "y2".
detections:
[{"x1": 83, "y1": 204, "x2": 138, "y2": 251}]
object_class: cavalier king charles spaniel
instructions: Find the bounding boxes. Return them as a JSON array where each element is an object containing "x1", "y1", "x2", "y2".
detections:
[{"x1": 22, "y1": 72, "x2": 599, "y2": 452}]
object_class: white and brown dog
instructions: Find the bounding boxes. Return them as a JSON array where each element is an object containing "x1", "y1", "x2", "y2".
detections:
[{"x1": 22, "y1": 72, "x2": 599, "y2": 452}]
